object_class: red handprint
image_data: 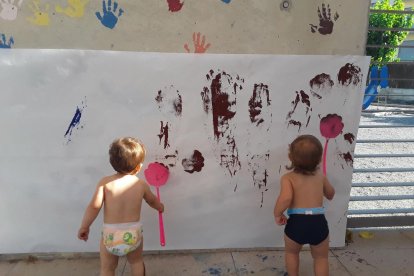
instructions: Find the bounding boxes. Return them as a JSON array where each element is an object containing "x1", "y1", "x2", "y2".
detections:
[
  {"x1": 184, "y1": 32, "x2": 211, "y2": 54},
  {"x1": 310, "y1": 3, "x2": 339, "y2": 35}
]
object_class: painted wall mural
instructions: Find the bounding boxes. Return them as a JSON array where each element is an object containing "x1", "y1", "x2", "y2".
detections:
[{"x1": 0, "y1": 50, "x2": 370, "y2": 253}]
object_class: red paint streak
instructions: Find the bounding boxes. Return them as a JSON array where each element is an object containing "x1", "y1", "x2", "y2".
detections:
[
  {"x1": 157, "y1": 121, "x2": 170, "y2": 149},
  {"x1": 310, "y1": 73, "x2": 334, "y2": 90},
  {"x1": 167, "y1": 0, "x2": 184, "y2": 12},
  {"x1": 210, "y1": 72, "x2": 236, "y2": 139},
  {"x1": 286, "y1": 91, "x2": 300, "y2": 119},
  {"x1": 201, "y1": 87, "x2": 210, "y2": 113},
  {"x1": 155, "y1": 90, "x2": 163, "y2": 103},
  {"x1": 300, "y1": 90, "x2": 310, "y2": 107},
  {"x1": 338, "y1": 63, "x2": 362, "y2": 86},
  {"x1": 344, "y1": 133, "x2": 355, "y2": 144},
  {"x1": 287, "y1": 120, "x2": 302, "y2": 131},
  {"x1": 340, "y1": 152, "x2": 354, "y2": 166},
  {"x1": 182, "y1": 150, "x2": 205, "y2": 173},
  {"x1": 219, "y1": 136, "x2": 241, "y2": 177},
  {"x1": 173, "y1": 94, "x2": 182, "y2": 116},
  {"x1": 249, "y1": 83, "x2": 270, "y2": 126}
]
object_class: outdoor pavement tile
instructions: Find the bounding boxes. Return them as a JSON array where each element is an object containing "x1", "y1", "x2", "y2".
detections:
[
  {"x1": 126, "y1": 252, "x2": 236, "y2": 276},
  {"x1": 0, "y1": 261, "x2": 16, "y2": 276},
  {"x1": 345, "y1": 230, "x2": 414, "y2": 249},
  {"x1": 5, "y1": 257, "x2": 125, "y2": 276},
  {"x1": 332, "y1": 248, "x2": 414, "y2": 276}
]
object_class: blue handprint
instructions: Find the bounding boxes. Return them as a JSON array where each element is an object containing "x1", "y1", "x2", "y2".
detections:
[
  {"x1": 0, "y1": 34, "x2": 14, "y2": 48},
  {"x1": 221, "y1": 0, "x2": 231, "y2": 3},
  {"x1": 95, "y1": 0, "x2": 124, "y2": 29}
]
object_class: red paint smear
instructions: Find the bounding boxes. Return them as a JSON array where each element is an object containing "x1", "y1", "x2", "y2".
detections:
[
  {"x1": 167, "y1": 0, "x2": 184, "y2": 12},
  {"x1": 287, "y1": 119, "x2": 302, "y2": 131},
  {"x1": 340, "y1": 152, "x2": 354, "y2": 166},
  {"x1": 338, "y1": 63, "x2": 362, "y2": 86},
  {"x1": 201, "y1": 87, "x2": 210, "y2": 113},
  {"x1": 309, "y1": 73, "x2": 334, "y2": 90},
  {"x1": 182, "y1": 150, "x2": 205, "y2": 173},
  {"x1": 248, "y1": 83, "x2": 270, "y2": 126},
  {"x1": 155, "y1": 90, "x2": 163, "y2": 103},
  {"x1": 299, "y1": 90, "x2": 311, "y2": 107},
  {"x1": 210, "y1": 72, "x2": 236, "y2": 140},
  {"x1": 158, "y1": 121, "x2": 170, "y2": 149},
  {"x1": 286, "y1": 91, "x2": 300, "y2": 119},
  {"x1": 173, "y1": 94, "x2": 182, "y2": 116},
  {"x1": 344, "y1": 133, "x2": 355, "y2": 144}
]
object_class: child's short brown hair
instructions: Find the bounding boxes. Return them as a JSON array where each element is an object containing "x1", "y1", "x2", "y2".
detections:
[
  {"x1": 286, "y1": 135, "x2": 323, "y2": 175},
  {"x1": 109, "y1": 137, "x2": 146, "y2": 174}
]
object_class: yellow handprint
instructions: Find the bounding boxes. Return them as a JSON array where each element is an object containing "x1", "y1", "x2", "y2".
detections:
[
  {"x1": 55, "y1": 0, "x2": 89, "y2": 18},
  {"x1": 27, "y1": 0, "x2": 50, "y2": 26}
]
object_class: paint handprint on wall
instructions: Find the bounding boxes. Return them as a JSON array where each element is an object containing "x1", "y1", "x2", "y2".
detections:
[
  {"x1": 96, "y1": 0, "x2": 124, "y2": 29},
  {"x1": 201, "y1": 70, "x2": 243, "y2": 189},
  {"x1": 27, "y1": 0, "x2": 49, "y2": 26},
  {"x1": 286, "y1": 90, "x2": 312, "y2": 132},
  {"x1": 154, "y1": 85, "x2": 183, "y2": 168},
  {"x1": 247, "y1": 83, "x2": 272, "y2": 207},
  {"x1": 0, "y1": 0, "x2": 23, "y2": 21},
  {"x1": 310, "y1": 3, "x2": 339, "y2": 35},
  {"x1": 166, "y1": 0, "x2": 183, "y2": 12},
  {"x1": 0, "y1": 33, "x2": 14, "y2": 48},
  {"x1": 56, "y1": 0, "x2": 89, "y2": 18},
  {"x1": 184, "y1": 32, "x2": 211, "y2": 54}
]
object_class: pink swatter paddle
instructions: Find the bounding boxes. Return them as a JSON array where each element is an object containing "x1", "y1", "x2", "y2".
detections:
[{"x1": 144, "y1": 162, "x2": 169, "y2": 246}]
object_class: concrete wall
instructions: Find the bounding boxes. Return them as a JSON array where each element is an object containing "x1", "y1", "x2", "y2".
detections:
[{"x1": 1, "y1": 0, "x2": 370, "y2": 54}]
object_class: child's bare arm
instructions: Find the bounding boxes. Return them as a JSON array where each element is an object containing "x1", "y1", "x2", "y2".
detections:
[
  {"x1": 323, "y1": 176, "x2": 335, "y2": 200},
  {"x1": 77, "y1": 180, "x2": 105, "y2": 241},
  {"x1": 143, "y1": 182, "x2": 164, "y2": 212},
  {"x1": 274, "y1": 175, "x2": 293, "y2": 219}
]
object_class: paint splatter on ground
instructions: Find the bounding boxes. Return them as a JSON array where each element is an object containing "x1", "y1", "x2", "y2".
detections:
[
  {"x1": 201, "y1": 69, "x2": 243, "y2": 183},
  {"x1": 247, "y1": 83, "x2": 272, "y2": 207},
  {"x1": 338, "y1": 63, "x2": 362, "y2": 86},
  {"x1": 182, "y1": 150, "x2": 205, "y2": 173},
  {"x1": 64, "y1": 98, "x2": 86, "y2": 144}
]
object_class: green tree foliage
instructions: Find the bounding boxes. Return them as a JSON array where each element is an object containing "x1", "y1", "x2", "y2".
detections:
[{"x1": 367, "y1": 0, "x2": 414, "y2": 64}]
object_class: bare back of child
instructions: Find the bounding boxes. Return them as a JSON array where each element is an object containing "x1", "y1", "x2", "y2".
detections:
[
  {"x1": 78, "y1": 137, "x2": 164, "y2": 276},
  {"x1": 274, "y1": 135, "x2": 335, "y2": 276}
]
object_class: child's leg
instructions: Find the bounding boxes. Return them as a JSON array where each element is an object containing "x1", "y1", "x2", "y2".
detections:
[
  {"x1": 284, "y1": 234, "x2": 302, "y2": 276},
  {"x1": 310, "y1": 237, "x2": 329, "y2": 276},
  {"x1": 99, "y1": 239, "x2": 119, "y2": 276},
  {"x1": 126, "y1": 239, "x2": 145, "y2": 276}
]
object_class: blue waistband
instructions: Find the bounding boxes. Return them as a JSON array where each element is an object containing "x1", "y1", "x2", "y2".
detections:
[{"x1": 287, "y1": 207, "x2": 325, "y2": 215}]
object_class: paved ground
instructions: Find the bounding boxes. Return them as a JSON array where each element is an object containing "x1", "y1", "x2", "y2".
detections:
[{"x1": 1, "y1": 230, "x2": 413, "y2": 276}]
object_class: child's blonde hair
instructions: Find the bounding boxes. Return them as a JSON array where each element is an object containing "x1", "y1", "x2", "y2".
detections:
[
  {"x1": 109, "y1": 137, "x2": 146, "y2": 174},
  {"x1": 286, "y1": 135, "x2": 323, "y2": 175}
]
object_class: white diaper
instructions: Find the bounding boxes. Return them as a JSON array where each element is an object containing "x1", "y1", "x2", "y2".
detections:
[{"x1": 102, "y1": 221, "x2": 143, "y2": 256}]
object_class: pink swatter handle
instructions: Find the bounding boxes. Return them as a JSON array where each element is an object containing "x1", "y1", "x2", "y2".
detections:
[{"x1": 156, "y1": 187, "x2": 166, "y2": 246}]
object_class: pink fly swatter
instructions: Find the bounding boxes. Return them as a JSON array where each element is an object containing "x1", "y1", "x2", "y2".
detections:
[{"x1": 144, "y1": 162, "x2": 169, "y2": 246}]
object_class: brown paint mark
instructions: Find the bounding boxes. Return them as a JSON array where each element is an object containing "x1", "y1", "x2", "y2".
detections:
[
  {"x1": 156, "y1": 86, "x2": 182, "y2": 117},
  {"x1": 310, "y1": 4, "x2": 338, "y2": 35},
  {"x1": 155, "y1": 90, "x2": 163, "y2": 103},
  {"x1": 310, "y1": 73, "x2": 334, "y2": 90},
  {"x1": 182, "y1": 150, "x2": 205, "y2": 173},
  {"x1": 247, "y1": 153, "x2": 270, "y2": 208},
  {"x1": 287, "y1": 120, "x2": 302, "y2": 131},
  {"x1": 201, "y1": 87, "x2": 210, "y2": 113},
  {"x1": 286, "y1": 91, "x2": 300, "y2": 120},
  {"x1": 300, "y1": 90, "x2": 310, "y2": 107},
  {"x1": 157, "y1": 121, "x2": 170, "y2": 149},
  {"x1": 338, "y1": 63, "x2": 362, "y2": 86},
  {"x1": 202, "y1": 69, "x2": 243, "y2": 179},
  {"x1": 249, "y1": 83, "x2": 270, "y2": 126},
  {"x1": 340, "y1": 152, "x2": 353, "y2": 166},
  {"x1": 344, "y1": 133, "x2": 355, "y2": 144},
  {"x1": 166, "y1": 0, "x2": 183, "y2": 12}
]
